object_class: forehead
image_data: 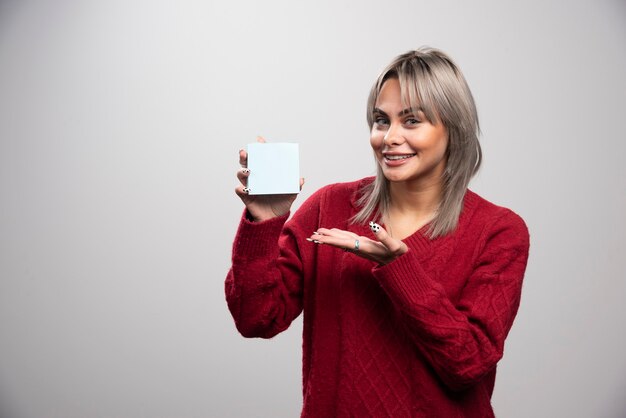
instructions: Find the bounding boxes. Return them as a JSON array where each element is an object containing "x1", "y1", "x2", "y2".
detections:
[
  {"x1": 375, "y1": 79, "x2": 404, "y2": 106},
  {"x1": 375, "y1": 78, "x2": 423, "y2": 114}
]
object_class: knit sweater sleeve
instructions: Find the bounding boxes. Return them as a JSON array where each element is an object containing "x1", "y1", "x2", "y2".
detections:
[
  {"x1": 372, "y1": 210, "x2": 530, "y2": 391},
  {"x1": 224, "y1": 189, "x2": 322, "y2": 339}
]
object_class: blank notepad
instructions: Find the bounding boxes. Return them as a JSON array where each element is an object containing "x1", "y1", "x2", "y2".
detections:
[{"x1": 247, "y1": 143, "x2": 300, "y2": 195}]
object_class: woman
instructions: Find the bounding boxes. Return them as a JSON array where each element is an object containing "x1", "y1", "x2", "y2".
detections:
[{"x1": 226, "y1": 47, "x2": 530, "y2": 417}]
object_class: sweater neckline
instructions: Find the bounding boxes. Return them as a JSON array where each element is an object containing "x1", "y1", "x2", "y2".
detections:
[
  {"x1": 349, "y1": 178, "x2": 481, "y2": 253},
  {"x1": 399, "y1": 190, "x2": 481, "y2": 256}
]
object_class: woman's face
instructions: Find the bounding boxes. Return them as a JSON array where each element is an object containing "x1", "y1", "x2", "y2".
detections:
[{"x1": 370, "y1": 78, "x2": 448, "y2": 187}]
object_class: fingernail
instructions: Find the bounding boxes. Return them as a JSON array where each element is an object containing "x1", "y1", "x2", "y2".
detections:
[
  {"x1": 306, "y1": 238, "x2": 321, "y2": 244},
  {"x1": 243, "y1": 187, "x2": 250, "y2": 194},
  {"x1": 369, "y1": 221, "x2": 381, "y2": 233}
]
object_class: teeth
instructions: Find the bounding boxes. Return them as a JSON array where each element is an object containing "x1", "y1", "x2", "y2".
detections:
[{"x1": 385, "y1": 154, "x2": 414, "y2": 160}]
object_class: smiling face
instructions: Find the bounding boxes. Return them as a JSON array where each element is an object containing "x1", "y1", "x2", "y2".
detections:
[{"x1": 370, "y1": 78, "x2": 449, "y2": 188}]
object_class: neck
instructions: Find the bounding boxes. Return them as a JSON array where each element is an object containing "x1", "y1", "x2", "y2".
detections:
[
  {"x1": 382, "y1": 179, "x2": 442, "y2": 239},
  {"x1": 387, "y1": 179, "x2": 443, "y2": 217}
]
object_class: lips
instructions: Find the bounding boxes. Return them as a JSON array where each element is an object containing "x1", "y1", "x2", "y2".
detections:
[{"x1": 382, "y1": 152, "x2": 416, "y2": 167}]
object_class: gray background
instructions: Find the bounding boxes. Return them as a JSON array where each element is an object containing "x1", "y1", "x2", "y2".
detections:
[{"x1": 1, "y1": 0, "x2": 625, "y2": 417}]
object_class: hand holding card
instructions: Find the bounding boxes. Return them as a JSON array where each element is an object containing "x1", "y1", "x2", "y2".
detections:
[{"x1": 235, "y1": 140, "x2": 303, "y2": 222}]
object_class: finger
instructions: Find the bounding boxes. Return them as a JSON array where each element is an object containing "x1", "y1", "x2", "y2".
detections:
[
  {"x1": 313, "y1": 229, "x2": 359, "y2": 248},
  {"x1": 299, "y1": 177, "x2": 305, "y2": 191},
  {"x1": 308, "y1": 233, "x2": 391, "y2": 262},
  {"x1": 369, "y1": 222, "x2": 408, "y2": 255},
  {"x1": 310, "y1": 228, "x2": 348, "y2": 243},
  {"x1": 240, "y1": 136, "x2": 265, "y2": 168},
  {"x1": 309, "y1": 234, "x2": 362, "y2": 251},
  {"x1": 239, "y1": 148, "x2": 248, "y2": 168},
  {"x1": 235, "y1": 184, "x2": 251, "y2": 199},
  {"x1": 314, "y1": 228, "x2": 358, "y2": 239},
  {"x1": 310, "y1": 229, "x2": 367, "y2": 252},
  {"x1": 237, "y1": 168, "x2": 250, "y2": 185},
  {"x1": 307, "y1": 228, "x2": 392, "y2": 259}
]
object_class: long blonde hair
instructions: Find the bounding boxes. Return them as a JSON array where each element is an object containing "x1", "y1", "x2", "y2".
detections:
[{"x1": 352, "y1": 47, "x2": 482, "y2": 238}]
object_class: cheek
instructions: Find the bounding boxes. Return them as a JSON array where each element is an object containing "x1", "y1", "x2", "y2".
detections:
[
  {"x1": 438, "y1": 135, "x2": 450, "y2": 158},
  {"x1": 437, "y1": 127, "x2": 449, "y2": 151},
  {"x1": 422, "y1": 128, "x2": 448, "y2": 157},
  {"x1": 370, "y1": 130, "x2": 384, "y2": 150}
]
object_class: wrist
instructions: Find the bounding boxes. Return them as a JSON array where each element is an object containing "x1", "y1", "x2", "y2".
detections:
[{"x1": 245, "y1": 208, "x2": 288, "y2": 223}]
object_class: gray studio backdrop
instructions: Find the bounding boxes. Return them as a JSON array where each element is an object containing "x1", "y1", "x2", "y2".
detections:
[{"x1": 1, "y1": 0, "x2": 625, "y2": 417}]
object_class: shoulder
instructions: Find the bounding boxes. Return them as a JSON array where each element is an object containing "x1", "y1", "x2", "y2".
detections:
[
  {"x1": 462, "y1": 190, "x2": 529, "y2": 247},
  {"x1": 464, "y1": 190, "x2": 527, "y2": 227}
]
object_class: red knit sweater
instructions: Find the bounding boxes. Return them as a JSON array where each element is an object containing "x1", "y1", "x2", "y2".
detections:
[{"x1": 225, "y1": 178, "x2": 530, "y2": 417}]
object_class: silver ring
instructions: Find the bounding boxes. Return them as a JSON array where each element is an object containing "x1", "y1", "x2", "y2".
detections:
[{"x1": 354, "y1": 239, "x2": 360, "y2": 251}]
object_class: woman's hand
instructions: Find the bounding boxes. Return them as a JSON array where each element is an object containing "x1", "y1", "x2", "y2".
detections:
[
  {"x1": 307, "y1": 222, "x2": 408, "y2": 265},
  {"x1": 235, "y1": 137, "x2": 305, "y2": 222}
]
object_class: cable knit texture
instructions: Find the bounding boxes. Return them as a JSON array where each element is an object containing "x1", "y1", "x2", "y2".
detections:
[{"x1": 225, "y1": 178, "x2": 530, "y2": 418}]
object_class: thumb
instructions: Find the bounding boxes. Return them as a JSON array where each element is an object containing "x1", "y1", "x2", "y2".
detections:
[{"x1": 369, "y1": 222, "x2": 408, "y2": 255}]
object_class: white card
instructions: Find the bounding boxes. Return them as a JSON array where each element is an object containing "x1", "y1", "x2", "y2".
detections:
[{"x1": 247, "y1": 143, "x2": 300, "y2": 195}]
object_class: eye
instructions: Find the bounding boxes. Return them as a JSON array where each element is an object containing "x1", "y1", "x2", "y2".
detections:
[
  {"x1": 374, "y1": 116, "x2": 389, "y2": 126},
  {"x1": 404, "y1": 117, "x2": 421, "y2": 126}
]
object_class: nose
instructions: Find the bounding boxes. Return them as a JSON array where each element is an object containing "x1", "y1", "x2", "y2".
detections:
[{"x1": 383, "y1": 123, "x2": 405, "y2": 146}]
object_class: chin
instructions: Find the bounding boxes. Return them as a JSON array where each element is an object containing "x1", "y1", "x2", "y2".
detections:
[{"x1": 382, "y1": 172, "x2": 410, "y2": 183}]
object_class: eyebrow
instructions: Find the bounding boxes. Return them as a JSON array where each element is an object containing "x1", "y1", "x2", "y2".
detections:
[{"x1": 373, "y1": 107, "x2": 423, "y2": 117}]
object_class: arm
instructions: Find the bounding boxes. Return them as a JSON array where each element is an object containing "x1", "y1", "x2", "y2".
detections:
[
  {"x1": 225, "y1": 187, "x2": 323, "y2": 338},
  {"x1": 226, "y1": 138, "x2": 310, "y2": 338},
  {"x1": 372, "y1": 211, "x2": 530, "y2": 391},
  {"x1": 225, "y1": 213, "x2": 302, "y2": 338}
]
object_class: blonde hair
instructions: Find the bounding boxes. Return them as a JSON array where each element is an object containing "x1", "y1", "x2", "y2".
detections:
[{"x1": 352, "y1": 47, "x2": 482, "y2": 238}]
